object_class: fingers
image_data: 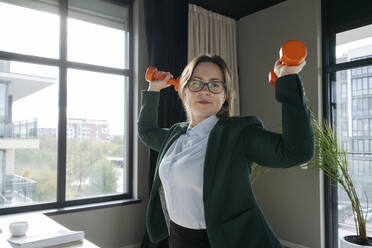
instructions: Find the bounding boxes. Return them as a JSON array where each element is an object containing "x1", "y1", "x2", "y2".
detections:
[
  {"x1": 155, "y1": 71, "x2": 173, "y2": 77},
  {"x1": 275, "y1": 60, "x2": 306, "y2": 78},
  {"x1": 274, "y1": 60, "x2": 282, "y2": 75},
  {"x1": 165, "y1": 72, "x2": 173, "y2": 80},
  {"x1": 150, "y1": 71, "x2": 173, "y2": 90},
  {"x1": 294, "y1": 60, "x2": 306, "y2": 71},
  {"x1": 274, "y1": 59, "x2": 283, "y2": 73},
  {"x1": 155, "y1": 71, "x2": 166, "y2": 76},
  {"x1": 299, "y1": 60, "x2": 306, "y2": 69},
  {"x1": 275, "y1": 60, "x2": 306, "y2": 69},
  {"x1": 274, "y1": 59, "x2": 282, "y2": 67}
]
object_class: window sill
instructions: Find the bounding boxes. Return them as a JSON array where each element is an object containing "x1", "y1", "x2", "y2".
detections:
[{"x1": 44, "y1": 198, "x2": 142, "y2": 216}]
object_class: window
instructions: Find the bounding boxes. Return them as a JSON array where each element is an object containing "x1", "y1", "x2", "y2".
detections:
[
  {"x1": 331, "y1": 21, "x2": 372, "y2": 245},
  {"x1": 341, "y1": 83, "x2": 347, "y2": 98},
  {"x1": 341, "y1": 120, "x2": 348, "y2": 136},
  {"x1": 341, "y1": 103, "x2": 347, "y2": 117},
  {"x1": 357, "y1": 78, "x2": 362, "y2": 95},
  {"x1": 0, "y1": 1, "x2": 59, "y2": 58},
  {"x1": 358, "y1": 119, "x2": 364, "y2": 136},
  {"x1": 364, "y1": 78, "x2": 369, "y2": 95},
  {"x1": 0, "y1": 61, "x2": 59, "y2": 207},
  {"x1": 66, "y1": 69, "x2": 126, "y2": 200},
  {"x1": 0, "y1": 0, "x2": 133, "y2": 213}
]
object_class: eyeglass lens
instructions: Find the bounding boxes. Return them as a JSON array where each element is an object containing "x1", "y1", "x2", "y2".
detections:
[{"x1": 189, "y1": 80, "x2": 224, "y2": 93}]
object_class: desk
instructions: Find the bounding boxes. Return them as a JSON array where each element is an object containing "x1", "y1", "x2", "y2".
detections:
[{"x1": 0, "y1": 212, "x2": 99, "y2": 247}]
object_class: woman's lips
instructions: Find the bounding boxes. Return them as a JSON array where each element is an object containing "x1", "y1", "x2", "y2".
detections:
[{"x1": 198, "y1": 101, "x2": 210, "y2": 104}]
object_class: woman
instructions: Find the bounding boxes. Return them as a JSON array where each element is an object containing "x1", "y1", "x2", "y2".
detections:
[{"x1": 137, "y1": 55, "x2": 314, "y2": 248}]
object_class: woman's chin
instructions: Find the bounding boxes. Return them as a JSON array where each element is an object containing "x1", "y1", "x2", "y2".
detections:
[{"x1": 195, "y1": 111, "x2": 216, "y2": 117}]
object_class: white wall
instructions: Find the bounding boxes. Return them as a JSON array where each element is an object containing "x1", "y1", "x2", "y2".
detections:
[
  {"x1": 50, "y1": 0, "x2": 150, "y2": 247},
  {"x1": 237, "y1": 0, "x2": 324, "y2": 247}
]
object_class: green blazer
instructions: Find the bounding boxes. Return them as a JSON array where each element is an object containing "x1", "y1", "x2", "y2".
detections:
[{"x1": 137, "y1": 74, "x2": 314, "y2": 248}]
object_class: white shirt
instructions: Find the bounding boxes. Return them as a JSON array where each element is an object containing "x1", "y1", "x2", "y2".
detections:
[{"x1": 158, "y1": 114, "x2": 219, "y2": 229}]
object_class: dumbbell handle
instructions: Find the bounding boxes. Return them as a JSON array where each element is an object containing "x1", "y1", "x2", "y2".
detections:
[
  {"x1": 145, "y1": 66, "x2": 180, "y2": 91},
  {"x1": 269, "y1": 40, "x2": 307, "y2": 86}
]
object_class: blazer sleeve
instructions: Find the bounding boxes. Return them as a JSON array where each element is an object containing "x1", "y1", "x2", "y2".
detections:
[
  {"x1": 243, "y1": 74, "x2": 315, "y2": 168},
  {"x1": 137, "y1": 90, "x2": 171, "y2": 152}
]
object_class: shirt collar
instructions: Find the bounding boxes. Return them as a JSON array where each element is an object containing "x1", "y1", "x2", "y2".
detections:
[{"x1": 186, "y1": 114, "x2": 219, "y2": 138}]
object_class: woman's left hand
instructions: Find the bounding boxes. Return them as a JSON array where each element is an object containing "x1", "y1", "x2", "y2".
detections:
[{"x1": 274, "y1": 59, "x2": 306, "y2": 78}]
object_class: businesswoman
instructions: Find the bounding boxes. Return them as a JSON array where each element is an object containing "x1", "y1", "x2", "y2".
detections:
[{"x1": 137, "y1": 54, "x2": 314, "y2": 248}]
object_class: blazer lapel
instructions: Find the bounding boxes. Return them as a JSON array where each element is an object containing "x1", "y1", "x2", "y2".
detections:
[
  {"x1": 203, "y1": 120, "x2": 224, "y2": 209},
  {"x1": 152, "y1": 123, "x2": 188, "y2": 192}
]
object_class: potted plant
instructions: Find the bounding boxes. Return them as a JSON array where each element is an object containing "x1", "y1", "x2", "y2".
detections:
[
  {"x1": 307, "y1": 111, "x2": 372, "y2": 247},
  {"x1": 250, "y1": 109, "x2": 372, "y2": 247}
]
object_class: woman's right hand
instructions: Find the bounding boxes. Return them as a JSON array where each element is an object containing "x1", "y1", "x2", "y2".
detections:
[{"x1": 147, "y1": 71, "x2": 173, "y2": 92}]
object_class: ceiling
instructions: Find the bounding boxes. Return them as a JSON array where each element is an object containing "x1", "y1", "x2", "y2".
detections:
[{"x1": 189, "y1": 0, "x2": 286, "y2": 20}]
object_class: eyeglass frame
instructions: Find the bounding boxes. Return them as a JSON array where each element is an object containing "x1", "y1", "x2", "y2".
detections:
[{"x1": 186, "y1": 79, "x2": 226, "y2": 94}]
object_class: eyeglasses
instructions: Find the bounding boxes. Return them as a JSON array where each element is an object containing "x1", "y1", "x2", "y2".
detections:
[{"x1": 187, "y1": 79, "x2": 226, "y2": 94}]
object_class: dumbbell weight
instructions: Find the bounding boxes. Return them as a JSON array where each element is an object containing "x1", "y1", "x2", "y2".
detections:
[
  {"x1": 269, "y1": 40, "x2": 307, "y2": 86},
  {"x1": 145, "y1": 66, "x2": 180, "y2": 91}
]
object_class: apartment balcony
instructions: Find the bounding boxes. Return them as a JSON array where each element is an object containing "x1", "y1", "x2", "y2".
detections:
[
  {"x1": 0, "y1": 119, "x2": 38, "y2": 138},
  {"x1": 0, "y1": 174, "x2": 37, "y2": 205},
  {"x1": 0, "y1": 119, "x2": 39, "y2": 150}
]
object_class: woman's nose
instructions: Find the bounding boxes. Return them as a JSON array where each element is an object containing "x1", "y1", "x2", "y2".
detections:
[{"x1": 200, "y1": 84, "x2": 210, "y2": 93}]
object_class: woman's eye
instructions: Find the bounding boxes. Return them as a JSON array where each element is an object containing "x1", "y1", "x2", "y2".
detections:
[{"x1": 193, "y1": 81, "x2": 201, "y2": 87}]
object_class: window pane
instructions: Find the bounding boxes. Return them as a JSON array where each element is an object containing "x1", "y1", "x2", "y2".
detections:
[
  {"x1": 67, "y1": 0, "x2": 129, "y2": 69},
  {"x1": 0, "y1": 1, "x2": 59, "y2": 58},
  {"x1": 364, "y1": 119, "x2": 369, "y2": 136},
  {"x1": 66, "y1": 69, "x2": 126, "y2": 200},
  {"x1": 336, "y1": 24, "x2": 372, "y2": 64},
  {"x1": 341, "y1": 84, "x2": 347, "y2": 98},
  {"x1": 0, "y1": 60, "x2": 58, "y2": 208},
  {"x1": 334, "y1": 64, "x2": 372, "y2": 233},
  {"x1": 358, "y1": 120, "x2": 363, "y2": 136},
  {"x1": 364, "y1": 78, "x2": 369, "y2": 90}
]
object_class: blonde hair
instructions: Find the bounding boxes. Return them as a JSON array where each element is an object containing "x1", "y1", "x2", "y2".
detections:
[{"x1": 178, "y1": 54, "x2": 235, "y2": 122}]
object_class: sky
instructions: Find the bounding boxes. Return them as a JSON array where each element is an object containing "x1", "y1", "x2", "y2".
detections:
[
  {"x1": 336, "y1": 36, "x2": 372, "y2": 58},
  {"x1": 0, "y1": 2, "x2": 126, "y2": 135},
  {"x1": 336, "y1": 23, "x2": 372, "y2": 58}
]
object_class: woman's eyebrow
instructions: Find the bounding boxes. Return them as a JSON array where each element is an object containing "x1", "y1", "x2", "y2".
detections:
[{"x1": 191, "y1": 76, "x2": 223, "y2": 81}]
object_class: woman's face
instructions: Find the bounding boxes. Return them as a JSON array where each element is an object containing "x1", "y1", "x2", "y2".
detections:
[{"x1": 184, "y1": 62, "x2": 226, "y2": 125}]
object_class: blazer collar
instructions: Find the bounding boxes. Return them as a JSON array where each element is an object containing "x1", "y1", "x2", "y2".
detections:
[{"x1": 186, "y1": 114, "x2": 219, "y2": 138}]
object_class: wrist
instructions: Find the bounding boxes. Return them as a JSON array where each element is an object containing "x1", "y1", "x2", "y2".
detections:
[
  {"x1": 147, "y1": 85, "x2": 161, "y2": 92},
  {"x1": 279, "y1": 72, "x2": 297, "y2": 78}
]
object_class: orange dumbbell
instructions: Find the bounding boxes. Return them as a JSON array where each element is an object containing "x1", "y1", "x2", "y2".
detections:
[
  {"x1": 269, "y1": 40, "x2": 307, "y2": 86},
  {"x1": 145, "y1": 66, "x2": 180, "y2": 91}
]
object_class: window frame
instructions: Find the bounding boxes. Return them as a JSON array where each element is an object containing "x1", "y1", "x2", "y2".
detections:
[
  {"x1": 322, "y1": 0, "x2": 372, "y2": 247},
  {"x1": 0, "y1": 0, "x2": 135, "y2": 215}
]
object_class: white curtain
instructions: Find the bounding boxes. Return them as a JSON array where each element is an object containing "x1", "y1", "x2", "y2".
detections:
[{"x1": 188, "y1": 3, "x2": 240, "y2": 116}]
